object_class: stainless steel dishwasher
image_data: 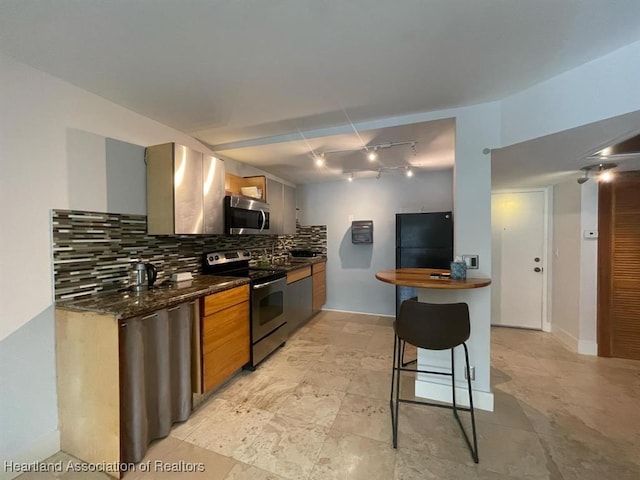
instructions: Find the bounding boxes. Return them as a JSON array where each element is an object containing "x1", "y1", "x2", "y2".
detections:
[{"x1": 285, "y1": 275, "x2": 313, "y2": 334}]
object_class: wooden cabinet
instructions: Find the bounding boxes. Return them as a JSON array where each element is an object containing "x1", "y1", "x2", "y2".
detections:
[
  {"x1": 56, "y1": 301, "x2": 195, "y2": 477},
  {"x1": 201, "y1": 284, "x2": 250, "y2": 392},
  {"x1": 225, "y1": 173, "x2": 267, "y2": 201},
  {"x1": 312, "y1": 262, "x2": 326, "y2": 312}
]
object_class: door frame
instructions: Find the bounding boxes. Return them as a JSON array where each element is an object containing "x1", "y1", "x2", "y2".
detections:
[{"x1": 491, "y1": 187, "x2": 552, "y2": 332}]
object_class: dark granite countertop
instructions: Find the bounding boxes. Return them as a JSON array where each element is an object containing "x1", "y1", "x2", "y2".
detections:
[
  {"x1": 253, "y1": 256, "x2": 327, "y2": 272},
  {"x1": 56, "y1": 275, "x2": 250, "y2": 320}
]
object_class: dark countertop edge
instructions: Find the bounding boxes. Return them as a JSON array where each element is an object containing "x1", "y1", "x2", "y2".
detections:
[
  {"x1": 56, "y1": 276, "x2": 250, "y2": 320},
  {"x1": 254, "y1": 256, "x2": 327, "y2": 272}
]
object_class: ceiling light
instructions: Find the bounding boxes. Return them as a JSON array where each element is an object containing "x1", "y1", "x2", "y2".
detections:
[
  {"x1": 405, "y1": 167, "x2": 413, "y2": 177},
  {"x1": 315, "y1": 154, "x2": 324, "y2": 167},
  {"x1": 348, "y1": 172, "x2": 354, "y2": 182},
  {"x1": 367, "y1": 149, "x2": 377, "y2": 161},
  {"x1": 577, "y1": 162, "x2": 617, "y2": 184},
  {"x1": 598, "y1": 169, "x2": 614, "y2": 182},
  {"x1": 577, "y1": 169, "x2": 589, "y2": 184}
]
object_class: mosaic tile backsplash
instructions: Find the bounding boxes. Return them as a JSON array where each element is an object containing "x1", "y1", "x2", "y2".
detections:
[{"x1": 52, "y1": 209, "x2": 327, "y2": 300}]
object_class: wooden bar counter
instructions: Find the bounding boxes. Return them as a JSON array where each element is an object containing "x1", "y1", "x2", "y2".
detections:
[
  {"x1": 375, "y1": 268, "x2": 491, "y2": 289},
  {"x1": 375, "y1": 267, "x2": 494, "y2": 411}
]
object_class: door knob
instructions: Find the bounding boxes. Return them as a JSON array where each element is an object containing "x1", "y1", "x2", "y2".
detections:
[{"x1": 534, "y1": 267, "x2": 542, "y2": 273}]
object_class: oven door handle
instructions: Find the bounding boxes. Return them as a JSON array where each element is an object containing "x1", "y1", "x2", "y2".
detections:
[
  {"x1": 260, "y1": 210, "x2": 266, "y2": 231},
  {"x1": 252, "y1": 278, "x2": 284, "y2": 289}
]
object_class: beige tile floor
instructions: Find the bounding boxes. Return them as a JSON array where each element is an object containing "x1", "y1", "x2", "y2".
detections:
[{"x1": 19, "y1": 310, "x2": 640, "y2": 479}]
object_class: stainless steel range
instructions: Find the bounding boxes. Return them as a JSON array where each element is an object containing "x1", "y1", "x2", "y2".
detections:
[{"x1": 202, "y1": 250, "x2": 287, "y2": 368}]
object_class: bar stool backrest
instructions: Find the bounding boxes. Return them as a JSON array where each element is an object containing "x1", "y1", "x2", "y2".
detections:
[{"x1": 395, "y1": 300, "x2": 470, "y2": 350}]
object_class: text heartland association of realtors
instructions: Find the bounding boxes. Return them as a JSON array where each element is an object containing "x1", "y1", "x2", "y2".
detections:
[{"x1": 3, "y1": 460, "x2": 206, "y2": 474}]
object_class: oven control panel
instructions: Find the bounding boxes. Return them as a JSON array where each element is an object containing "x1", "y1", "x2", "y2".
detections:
[{"x1": 205, "y1": 250, "x2": 251, "y2": 266}]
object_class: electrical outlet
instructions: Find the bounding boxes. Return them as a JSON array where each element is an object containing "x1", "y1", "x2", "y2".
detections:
[
  {"x1": 464, "y1": 366, "x2": 476, "y2": 381},
  {"x1": 462, "y1": 254, "x2": 479, "y2": 269},
  {"x1": 583, "y1": 230, "x2": 598, "y2": 239}
]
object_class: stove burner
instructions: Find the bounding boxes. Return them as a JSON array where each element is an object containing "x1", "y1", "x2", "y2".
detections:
[{"x1": 202, "y1": 250, "x2": 285, "y2": 285}]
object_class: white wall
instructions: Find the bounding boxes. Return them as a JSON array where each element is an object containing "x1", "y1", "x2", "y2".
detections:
[
  {"x1": 551, "y1": 181, "x2": 582, "y2": 347},
  {"x1": 578, "y1": 181, "x2": 599, "y2": 355},
  {"x1": 501, "y1": 39, "x2": 640, "y2": 147},
  {"x1": 499, "y1": 41, "x2": 640, "y2": 356},
  {"x1": 298, "y1": 170, "x2": 453, "y2": 315},
  {"x1": 0, "y1": 52, "x2": 222, "y2": 472}
]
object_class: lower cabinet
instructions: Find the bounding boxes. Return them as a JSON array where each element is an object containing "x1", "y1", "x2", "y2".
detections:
[
  {"x1": 56, "y1": 300, "x2": 195, "y2": 478},
  {"x1": 201, "y1": 284, "x2": 250, "y2": 393},
  {"x1": 312, "y1": 261, "x2": 327, "y2": 311}
]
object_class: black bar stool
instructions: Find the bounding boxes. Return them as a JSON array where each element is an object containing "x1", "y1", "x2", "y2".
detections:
[{"x1": 390, "y1": 299, "x2": 479, "y2": 463}]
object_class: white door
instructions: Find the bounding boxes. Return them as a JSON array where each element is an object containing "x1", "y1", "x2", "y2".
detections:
[{"x1": 491, "y1": 190, "x2": 546, "y2": 329}]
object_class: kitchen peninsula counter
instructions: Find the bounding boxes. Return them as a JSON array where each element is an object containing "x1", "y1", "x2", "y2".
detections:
[
  {"x1": 376, "y1": 268, "x2": 491, "y2": 289},
  {"x1": 56, "y1": 275, "x2": 249, "y2": 319},
  {"x1": 375, "y1": 267, "x2": 494, "y2": 412}
]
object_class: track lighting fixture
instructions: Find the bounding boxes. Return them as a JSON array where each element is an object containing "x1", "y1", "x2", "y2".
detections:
[
  {"x1": 344, "y1": 164, "x2": 418, "y2": 181},
  {"x1": 315, "y1": 154, "x2": 324, "y2": 167},
  {"x1": 319, "y1": 140, "x2": 418, "y2": 159},
  {"x1": 576, "y1": 162, "x2": 617, "y2": 184}
]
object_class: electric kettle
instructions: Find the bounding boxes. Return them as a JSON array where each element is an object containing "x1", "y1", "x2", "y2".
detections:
[{"x1": 131, "y1": 262, "x2": 158, "y2": 291}]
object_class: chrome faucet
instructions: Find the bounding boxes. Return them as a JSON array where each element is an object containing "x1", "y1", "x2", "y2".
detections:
[{"x1": 271, "y1": 238, "x2": 288, "y2": 264}]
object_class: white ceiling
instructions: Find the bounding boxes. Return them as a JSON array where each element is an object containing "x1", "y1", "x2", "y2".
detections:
[{"x1": 1, "y1": 1, "x2": 640, "y2": 184}]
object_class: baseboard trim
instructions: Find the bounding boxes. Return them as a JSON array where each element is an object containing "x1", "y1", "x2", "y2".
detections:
[
  {"x1": 551, "y1": 325, "x2": 579, "y2": 352},
  {"x1": 414, "y1": 379, "x2": 494, "y2": 412},
  {"x1": 578, "y1": 340, "x2": 597, "y2": 356},
  {"x1": 319, "y1": 307, "x2": 394, "y2": 318},
  {"x1": 1, "y1": 430, "x2": 60, "y2": 480}
]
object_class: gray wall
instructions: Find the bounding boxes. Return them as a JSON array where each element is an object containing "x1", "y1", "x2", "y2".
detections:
[
  {"x1": 106, "y1": 138, "x2": 146, "y2": 215},
  {"x1": 0, "y1": 307, "x2": 58, "y2": 460},
  {"x1": 298, "y1": 170, "x2": 453, "y2": 316}
]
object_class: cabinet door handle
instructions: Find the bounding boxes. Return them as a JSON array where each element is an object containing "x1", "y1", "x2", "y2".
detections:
[
  {"x1": 167, "y1": 305, "x2": 181, "y2": 312},
  {"x1": 141, "y1": 312, "x2": 159, "y2": 320}
]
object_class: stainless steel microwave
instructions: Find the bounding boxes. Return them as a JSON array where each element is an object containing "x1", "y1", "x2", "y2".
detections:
[{"x1": 224, "y1": 195, "x2": 271, "y2": 234}]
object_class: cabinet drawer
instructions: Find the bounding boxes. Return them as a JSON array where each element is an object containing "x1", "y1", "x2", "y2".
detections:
[
  {"x1": 312, "y1": 268, "x2": 326, "y2": 311},
  {"x1": 202, "y1": 301, "x2": 250, "y2": 392},
  {"x1": 312, "y1": 262, "x2": 326, "y2": 274},
  {"x1": 202, "y1": 284, "x2": 249, "y2": 316},
  {"x1": 287, "y1": 266, "x2": 311, "y2": 284}
]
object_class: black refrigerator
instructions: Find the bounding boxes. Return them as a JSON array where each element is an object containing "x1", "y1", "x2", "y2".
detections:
[{"x1": 395, "y1": 212, "x2": 453, "y2": 316}]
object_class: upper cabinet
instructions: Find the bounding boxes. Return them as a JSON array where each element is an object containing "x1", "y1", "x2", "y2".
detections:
[
  {"x1": 225, "y1": 173, "x2": 267, "y2": 202},
  {"x1": 146, "y1": 143, "x2": 225, "y2": 235},
  {"x1": 267, "y1": 178, "x2": 297, "y2": 235},
  {"x1": 283, "y1": 184, "x2": 297, "y2": 234}
]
